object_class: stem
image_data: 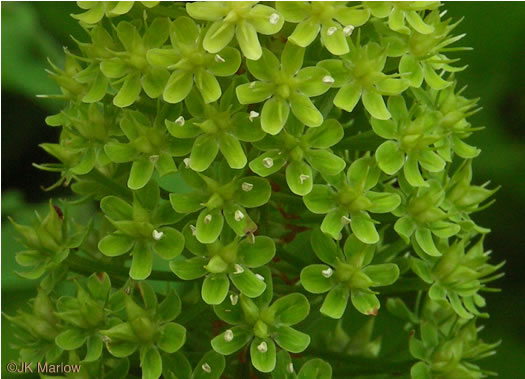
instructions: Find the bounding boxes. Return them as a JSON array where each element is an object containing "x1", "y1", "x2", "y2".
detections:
[
  {"x1": 67, "y1": 254, "x2": 178, "y2": 282},
  {"x1": 336, "y1": 131, "x2": 384, "y2": 151},
  {"x1": 86, "y1": 169, "x2": 132, "y2": 201}
]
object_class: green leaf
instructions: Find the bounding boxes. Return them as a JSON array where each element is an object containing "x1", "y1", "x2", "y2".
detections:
[
  {"x1": 350, "y1": 211, "x2": 379, "y2": 244},
  {"x1": 262, "y1": 96, "x2": 290, "y2": 135},
  {"x1": 250, "y1": 5, "x2": 284, "y2": 35},
  {"x1": 112, "y1": 71, "x2": 142, "y2": 108},
  {"x1": 83, "y1": 336, "x2": 103, "y2": 362},
  {"x1": 399, "y1": 55, "x2": 424, "y2": 87},
  {"x1": 415, "y1": 228, "x2": 441, "y2": 257},
  {"x1": 273, "y1": 325, "x2": 310, "y2": 353},
  {"x1": 231, "y1": 113, "x2": 265, "y2": 142},
  {"x1": 55, "y1": 328, "x2": 87, "y2": 350},
  {"x1": 375, "y1": 141, "x2": 404, "y2": 175},
  {"x1": 192, "y1": 351, "x2": 226, "y2": 379},
  {"x1": 418, "y1": 150, "x2": 445, "y2": 172},
  {"x1": 405, "y1": 11, "x2": 434, "y2": 34},
  {"x1": 214, "y1": 294, "x2": 244, "y2": 325},
  {"x1": 105, "y1": 142, "x2": 136, "y2": 163},
  {"x1": 99, "y1": 234, "x2": 134, "y2": 257},
  {"x1": 304, "y1": 185, "x2": 336, "y2": 214},
  {"x1": 366, "y1": 191, "x2": 401, "y2": 213},
  {"x1": 239, "y1": 236, "x2": 275, "y2": 268},
  {"x1": 130, "y1": 244, "x2": 153, "y2": 280},
  {"x1": 423, "y1": 63, "x2": 451, "y2": 90},
  {"x1": 101, "y1": 196, "x2": 132, "y2": 220},
  {"x1": 305, "y1": 119, "x2": 344, "y2": 148},
  {"x1": 363, "y1": 264, "x2": 400, "y2": 287},
  {"x1": 128, "y1": 158, "x2": 155, "y2": 190},
  {"x1": 289, "y1": 93, "x2": 323, "y2": 127},
  {"x1": 224, "y1": 204, "x2": 257, "y2": 236},
  {"x1": 236, "y1": 22, "x2": 262, "y2": 60},
  {"x1": 158, "y1": 290, "x2": 182, "y2": 322},
  {"x1": 189, "y1": 134, "x2": 219, "y2": 172},
  {"x1": 186, "y1": 2, "x2": 225, "y2": 21},
  {"x1": 306, "y1": 150, "x2": 346, "y2": 176},
  {"x1": 158, "y1": 323, "x2": 186, "y2": 353},
  {"x1": 107, "y1": 341, "x2": 138, "y2": 358},
  {"x1": 202, "y1": 274, "x2": 230, "y2": 305},
  {"x1": 211, "y1": 326, "x2": 252, "y2": 355},
  {"x1": 311, "y1": 228, "x2": 341, "y2": 265},
  {"x1": 169, "y1": 193, "x2": 206, "y2": 214},
  {"x1": 141, "y1": 346, "x2": 162, "y2": 379},
  {"x1": 362, "y1": 89, "x2": 390, "y2": 120},
  {"x1": 170, "y1": 257, "x2": 208, "y2": 280},
  {"x1": 286, "y1": 160, "x2": 313, "y2": 195},
  {"x1": 163, "y1": 352, "x2": 192, "y2": 379},
  {"x1": 163, "y1": 71, "x2": 194, "y2": 104},
  {"x1": 171, "y1": 16, "x2": 200, "y2": 49},
  {"x1": 218, "y1": 133, "x2": 247, "y2": 169},
  {"x1": 321, "y1": 23, "x2": 348, "y2": 56},
  {"x1": 411, "y1": 362, "x2": 432, "y2": 379},
  {"x1": 195, "y1": 69, "x2": 221, "y2": 104},
  {"x1": 273, "y1": 350, "x2": 295, "y2": 379},
  {"x1": 394, "y1": 216, "x2": 416, "y2": 243},
  {"x1": 334, "y1": 81, "x2": 362, "y2": 112},
  {"x1": 404, "y1": 154, "x2": 427, "y2": 187},
  {"x1": 321, "y1": 209, "x2": 346, "y2": 239},
  {"x1": 208, "y1": 47, "x2": 241, "y2": 77},
  {"x1": 301, "y1": 265, "x2": 336, "y2": 294},
  {"x1": 141, "y1": 67, "x2": 169, "y2": 99},
  {"x1": 268, "y1": 293, "x2": 310, "y2": 326},
  {"x1": 152, "y1": 227, "x2": 184, "y2": 260},
  {"x1": 196, "y1": 208, "x2": 224, "y2": 244},
  {"x1": 203, "y1": 20, "x2": 235, "y2": 53},
  {"x1": 321, "y1": 285, "x2": 350, "y2": 319},
  {"x1": 250, "y1": 338, "x2": 276, "y2": 373},
  {"x1": 297, "y1": 359, "x2": 332, "y2": 379},
  {"x1": 230, "y1": 267, "x2": 266, "y2": 298}
]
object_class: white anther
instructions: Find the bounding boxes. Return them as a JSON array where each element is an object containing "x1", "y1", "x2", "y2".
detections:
[
  {"x1": 343, "y1": 25, "x2": 355, "y2": 37},
  {"x1": 230, "y1": 293, "x2": 239, "y2": 305},
  {"x1": 269, "y1": 13, "x2": 280, "y2": 25},
  {"x1": 341, "y1": 215, "x2": 351, "y2": 225},
  {"x1": 175, "y1": 115, "x2": 185, "y2": 126},
  {"x1": 257, "y1": 341, "x2": 268, "y2": 353},
  {"x1": 255, "y1": 273, "x2": 265, "y2": 281},
  {"x1": 183, "y1": 158, "x2": 190, "y2": 168},
  {"x1": 263, "y1": 157, "x2": 274, "y2": 168},
  {"x1": 327, "y1": 26, "x2": 338, "y2": 36},
  {"x1": 215, "y1": 54, "x2": 225, "y2": 63},
  {"x1": 249, "y1": 111, "x2": 260, "y2": 122},
  {"x1": 101, "y1": 335, "x2": 111, "y2": 343},
  {"x1": 190, "y1": 224, "x2": 197, "y2": 236},
  {"x1": 204, "y1": 214, "x2": 213, "y2": 224},
  {"x1": 299, "y1": 174, "x2": 310, "y2": 184},
  {"x1": 249, "y1": 82, "x2": 256, "y2": 88},
  {"x1": 234, "y1": 210, "x2": 245, "y2": 221},
  {"x1": 149, "y1": 155, "x2": 159, "y2": 163},
  {"x1": 242, "y1": 182, "x2": 254, "y2": 192},
  {"x1": 246, "y1": 232, "x2": 255, "y2": 244},
  {"x1": 234, "y1": 264, "x2": 244, "y2": 274},
  {"x1": 152, "y1": 229, "x2": 164, "y2": 240},
  {"x1": 287, "y1": 362, "x2": 294, "y2": 374},
  {"x1": 322, "y1": 267, "x2": 333, "y2": 278},
  {"x1": 202, "y1": 363, "x2": 212, "y2": 373},
  {"x1": 224, "y1": 329, "x2": 234, "y2": 342},
  {"x1": 322, "y1": 75, "x2": 335, "y2": 84}
]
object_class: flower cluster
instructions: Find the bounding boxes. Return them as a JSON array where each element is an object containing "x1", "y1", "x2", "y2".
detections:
[{"x1": 7, "y1": 2, "x2": 501, "y2": 378}]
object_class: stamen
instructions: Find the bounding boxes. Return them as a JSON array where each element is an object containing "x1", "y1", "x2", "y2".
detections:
[
  {"x1": 299, "y1": 174, "x2": 310, "y2": 184},
  {"x1": 204, "y1": 214, "x2": 213, "y2": 224},
  {"x1": 341, "y1": 215, "x2": 351, "y2": 225},
  {"x1": 257, "y1": 341, "x2": 268, "y2": 353},
  {"x1": 149, "y1": 155, "x2": 159, "y2": 163},
  {"x1": 263, "y1": 157, "x2": 274, "y2": 168},
  {"x1": 269, "y1": 13, "x2": 280, "y2": 25},
  {"x1": 322, "y1": 267, "x2": 333, "y2": 278},
  {"x1": 224, "y1": 329, "x2": 234, "y2": 342},
  {"x1": 234, "y1": 210, "x2": 245, "y2": 221},
  {"x1": 175, "y1": 115, "x2": 185, "y2": 126},
  {"x1": 190, "y1": 224, "x2": 197, "y2": 236},
  {"x1": 242, "y1": 182, "x2": 254, "y2": 192},
  {"x1": 287, "y1": 362, "x2": 294, "y2": 374},
  {"x1": 215, "y1": 54, "x2": 225, "y2": 63},
  {"x1": 343, "y1": 25, "x2": 355, "y2": 37},
  {"x1": 249, "y1": 111, "x2": 260, "y2": 122},
  {"x1": 183, "y1": 158, "x2": 190, "y2": 168},
  {"x1": 234, "y1": 264, "x2": 244, "y2": 274},
  {"x1": 202, "y1": 363, "x2": 212, "y2": 373},
  {"x1": 322, "y1": 75, "x2": 335, "y2": 84},
  {"x1": 255, "y1": 273, "x2": 265, "y2": 281},
  {"x1": 230, "y1": 293, "x2": 239, "y2": 305},
  {"x1": 327, "y1": 26, "x2": 338, "y2": 36},
  {"x1": 152, "y1": 229, "x2": 164, "y2": 240}
]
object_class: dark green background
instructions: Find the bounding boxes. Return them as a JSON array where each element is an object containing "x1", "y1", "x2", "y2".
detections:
[{"x1": 2, "y1": 2, "x2": 524, "y2": 377}]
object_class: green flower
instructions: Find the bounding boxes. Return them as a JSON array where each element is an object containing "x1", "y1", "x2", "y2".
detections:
[
  {"x1": 276, "y1": 1, "x2": 370, "y2": 55},
  {"x1": 72, "y1": 1, "x2": 159, "y2": 24},
  {"x1": 100, "y1": 18, "x2": 171, "y2": 107},
  {"x1": 169, "y1": 165, "x2": 271, "y2": 243},
  {"x1": 410, "y1": 318, "x2": 499, "y2": 379},
  {"x1": 170, "y1": 227, "x2": 275, "y2": 304},
  {"x1": 104, "y1": 107, "x2": 192, "y2": 190},
  {"x1": 393, "y1": 179, "x2": 459, "y2": 257},
  {"x1": 304, "y1": 157, "x2": 401, "y2": 243},
  {"x1": 249, "y1": 115, "x2": 345, "y2": 195},
  {"x1": 212, "y1": 269, "x2": 310, "y2": 373},
  {"x1": 186, "y1": 1, "x2": 284, "y2": 60},
  {"x1": 54, "y1": 273, "x2": 120, "y2": 362},
  {"x1": 10, "y1": 201, "x2": 89, "y2": 285},
  {"x1": 101, "y1": 283, "x2": 186, "y2": 379},
  {"x1": 365, "y1": 1, "x2": 441, "y2": 35},
  {"x1": 147, "y1": 16, "x2": 241, "y2": 104},
  {"x1": 236, "y1": 42, "x2": 333, "y2": 134},
  {"x1": 4, "y1": 290, "x2": 63, "y2": 364},
  {"x1": 301, "y1": 230, "x2": 399, "y2": 318},
  {"x1": 371, "y1": 96, "x2": 445, "y2": 187},
  {"x1": 410, "y1": 238, "x2": 504, "y2": 320},
  {"x1": 166, "y1": 88, "x2": 264, "y2": 172},
  {"x1": 98, "y1": 182, "x2": 185, "y2": 280},
  {"x1": 319, "y1": 39, "x2": 409, "y2": 120}
]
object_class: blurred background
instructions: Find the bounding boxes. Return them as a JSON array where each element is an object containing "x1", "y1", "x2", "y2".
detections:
[{"x1": 2, "y1": 2, "x2": 524, "y2": 377}]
